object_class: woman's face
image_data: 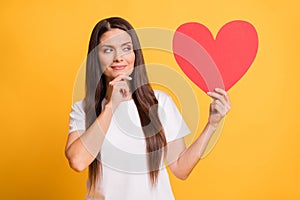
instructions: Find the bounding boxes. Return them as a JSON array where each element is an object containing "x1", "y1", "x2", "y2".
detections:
[{"x1": 98, "y1": 28, "x2": 135, "y2": 81}]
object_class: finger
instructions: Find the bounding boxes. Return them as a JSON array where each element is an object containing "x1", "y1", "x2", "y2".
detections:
[
  {"x1": 215, "y1": 100, "x2": 229, "y2": 114},
  {"x1": 216, "y1": 100, "x2": 228, "y2": 113},
  {"x1": 214, "y1": 103, "x2": 226, "y2": 116},
  {"x1": 212, "y1": 88, "x2": 231, "y2": 109},
  {"x1": 114, "y1": 82, "x2": 130, "y2": 95},
  {"x1": 215, "y1": 88, "x2": 230, "y2": 104},
  {"x1": 207, "y1": 92, "x2": 227, "y2": 107},
  {"x1": 109, "y1": 79, "x2": 131, "y2": 89},
  {"x1": 120, "y1": 88, "x2": 126, "y2": 97},
  {"x1": 109, "y1": 78, "x2": 131, "y2": 87},
  {"x1": 120, "y1": 87, "x2": 132, "y2": 99},
  {"x1": 216, "y1": 100, "x2": 230, "y2": 115},
  {"x1": 208, "y1": 91, "x2": 232, "y2": 110},
  {"x1": 210, "y1": 101, "x2": 219, "y2": 113},
  {"x1": 215, "y1": 99, "x2": 231, "y2": 112},
  {"x1": 109, "y1": 74, "x2": 132, "y2": 85},
  {"x1": 114, "y1": 81, "x2": 129, "y2": 87}
]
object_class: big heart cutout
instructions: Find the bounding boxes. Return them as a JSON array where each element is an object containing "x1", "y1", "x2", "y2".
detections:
[{"x1": 172, "y1": 20, "x2": 258, "y2": 93}]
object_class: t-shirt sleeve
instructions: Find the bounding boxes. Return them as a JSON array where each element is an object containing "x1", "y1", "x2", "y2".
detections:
[
  {"x1": 157, "y1": 94, "x2": 191, "y2": 143},
  {"x1": 68, "y1": 100, "x2": 86, "y2": 134}
]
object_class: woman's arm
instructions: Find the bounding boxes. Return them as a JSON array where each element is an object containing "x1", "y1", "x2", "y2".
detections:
[
  {"x1": 65, "y1": 74, "x2": 132, "y2": 172},
  {"x1": 166, "y1": 123, "x2": 217, "y2": 180},
  {"x1": 166, "y1": 88, "x2": 231, "y2": 180},
  {"x1": 65, "y1": 102, "x2": 114, "y2": 172}
]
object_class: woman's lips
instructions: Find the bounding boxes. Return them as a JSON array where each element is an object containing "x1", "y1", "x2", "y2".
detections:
[{"x1": 111, "y1": 65, "x2": 126, "y2": 70}]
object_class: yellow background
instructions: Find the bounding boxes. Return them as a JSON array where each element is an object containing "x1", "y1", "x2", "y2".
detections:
[{"x1": 1, "y1": 0, "x2": 300, "y2": 199}]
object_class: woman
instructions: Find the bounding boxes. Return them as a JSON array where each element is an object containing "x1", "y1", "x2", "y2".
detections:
[{"x1": 65, "y1": 17, "x2": 231, "y2": 200}]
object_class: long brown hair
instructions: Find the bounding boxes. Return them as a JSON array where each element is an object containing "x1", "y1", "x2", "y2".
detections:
[{"x1": 84, "y1": 17, "x2": 167, "y2": 194}]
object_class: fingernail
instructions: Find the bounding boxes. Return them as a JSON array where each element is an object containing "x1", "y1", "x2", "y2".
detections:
[{"x1": 207, "y1": 92, "x2": 211, "y2": 95}]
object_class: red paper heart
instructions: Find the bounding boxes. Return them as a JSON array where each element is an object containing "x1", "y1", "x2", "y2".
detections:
[{"x1": 172, "y1": 20, "x2": 258, "y2": 92}]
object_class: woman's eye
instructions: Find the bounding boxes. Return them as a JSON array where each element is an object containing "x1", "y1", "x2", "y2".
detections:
[
  {"x1": 123, "y1": 46, "x2": 132, "y2": 51},
  {"x1": 103, "y1": 48, "x2": 113, "y2": 53}
]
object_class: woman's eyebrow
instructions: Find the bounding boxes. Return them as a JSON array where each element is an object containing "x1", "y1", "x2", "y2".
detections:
[
  {"x1": 99, "y1": 41, "x2": 132, "y2": 48},
  {"x1": 121, "y1": 41, "x2": 132, "y2": 46}
]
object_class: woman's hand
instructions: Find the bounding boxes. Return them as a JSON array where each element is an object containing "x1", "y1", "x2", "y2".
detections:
[
  {"x1": 207, "y1": 88, "x2": 231, "y2": 128},
  {"x1": 105, "y1": 74, "x2": 132, "y2": 112}
]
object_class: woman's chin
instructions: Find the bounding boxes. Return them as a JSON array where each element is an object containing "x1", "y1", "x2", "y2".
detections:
[
  {"x1": 114, "y1": 69, "x2": 133, "y2": 76},
  {"x1": 105, "y1": 70, "x2": 133, "y2": 80}
]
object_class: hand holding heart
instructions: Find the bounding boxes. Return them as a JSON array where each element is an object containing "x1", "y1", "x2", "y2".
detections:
[
  {"x1": 172, "y1": 20, "x2": 258, "y2": 129},
  {"x1": 207, "y1": 88, "x2": 231, "y2": 128},
  {"x1": 170, "y1": 20, "x2": 257, "y2": 157}
]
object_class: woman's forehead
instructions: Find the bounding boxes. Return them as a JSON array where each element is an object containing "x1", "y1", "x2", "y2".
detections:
[{"x1": 99, "y1": 29, "x2": 132, "y2": 45}]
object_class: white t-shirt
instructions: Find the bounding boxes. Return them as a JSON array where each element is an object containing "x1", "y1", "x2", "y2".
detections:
[{"x1": 68, "y1": 90, "x2": 191, "y2": 200}]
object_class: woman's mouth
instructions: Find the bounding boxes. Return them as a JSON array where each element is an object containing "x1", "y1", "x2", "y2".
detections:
[{"x1": 111, "y1": 65, "x2": 126, "y2": 70}]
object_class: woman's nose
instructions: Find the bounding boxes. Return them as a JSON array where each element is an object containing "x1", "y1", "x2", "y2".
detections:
[{"x1": 113, "y1": 49, "x2": 124, "y2": 62}]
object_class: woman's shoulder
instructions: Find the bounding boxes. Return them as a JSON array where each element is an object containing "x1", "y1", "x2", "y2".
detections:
[
  {"x1": 71, "y1": 99, "x2": 85, "y2": 113},
  {"x1": 153, "y1": 90, "x2": 172, "y2": 103}
]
